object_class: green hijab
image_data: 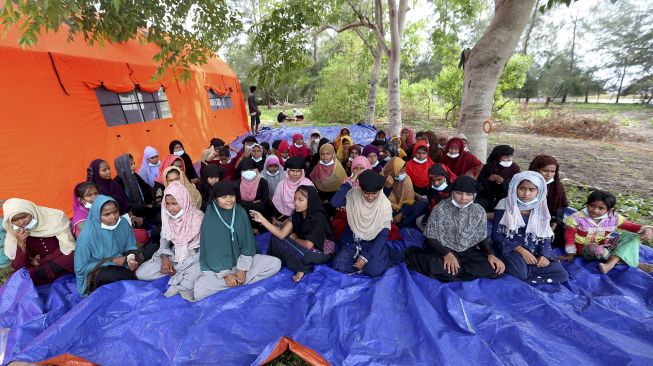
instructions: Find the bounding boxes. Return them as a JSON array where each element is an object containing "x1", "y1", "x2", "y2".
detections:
[{"x1": 199, "y1": 201, "x2": 256, "y2": 272}]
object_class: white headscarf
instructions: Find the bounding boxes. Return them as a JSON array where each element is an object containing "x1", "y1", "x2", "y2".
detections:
[
  {"x1": 345, "y1": 187, "x2": 392, "y2": 241},
  {"x1": 2, "y1": 198, "x2": 76, "y2": 260},
  {"x1": 498, "y1": 171, "x2": 554, "y2": 243}
]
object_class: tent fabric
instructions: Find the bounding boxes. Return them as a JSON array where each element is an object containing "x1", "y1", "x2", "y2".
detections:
[
  {"x1": 1, "y1": 226, "x2": 652, "y2": 366},
  {"x1": 0, "y1": 25, "x2": 248, "y2": 216}
]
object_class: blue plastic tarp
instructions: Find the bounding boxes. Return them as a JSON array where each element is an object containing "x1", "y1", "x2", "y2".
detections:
[{"x1": 1, "y1": 227, "x2": 653, "y2": 366}]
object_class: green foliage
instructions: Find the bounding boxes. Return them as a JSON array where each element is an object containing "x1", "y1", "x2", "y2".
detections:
[
  {"x1": 494, "y1": 54, "x2": 533, "y2": 104},
  {"x1": 264, "y1": 350, "x2": 310, "y2": 366},
  {"x1": 400, "y1": 78, "x2": 445, "y2": 124},
  {"x1": 310, "y1": 34, "x2": 387, "y2": 124},
  {"x1": 0, "y1": 266, "x2": 11, "y2": 285},
  {"x1": 0, "y1": 0, "x2": 241, "y2": 80},
  {"x1": 433, "y1": 64, "x2": 463, "y2": 120},
  {"x1": 430, "y1": 0, "x2": 486, "y2": 65}
]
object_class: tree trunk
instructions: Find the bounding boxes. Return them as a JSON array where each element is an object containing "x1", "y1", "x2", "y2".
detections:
[
  {"x1": 584, "y1": 88, "x2": 589, "y2": 103},
  {"x1": 616, "y1": 62, "x2": 627, "y2": 104},
  {"x1": 458, "y1": 0, "x2": 537, "y2": 161},
  {"x1": 562, "y1": 91, "x2": 567, "y2": 103},
  {"x1": 646, "y1": 93, "x2": 652, "y2": 104},
  {"x1": 386, "y1": 0, "x2": 408, "y2": 137},
  {"x1": 521, "y1": 0, "x2": 540, "y2": 55},
  {"x1": 364, "y1": 0, "x2": 385, "y2": 126}
]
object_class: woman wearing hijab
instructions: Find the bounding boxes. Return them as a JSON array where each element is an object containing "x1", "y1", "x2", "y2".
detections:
[
  {"x1": 290, "y1": 133, "x2": 312, "y2": 160},
  {"x1": 262, "y1": 155, "x2": 286, "y2": 198},
  {"x1": 333, "y1": 127, "x2": 351, "y2": 151},
  {"x1": 406, "y1": 176, "x2": 505, "y2": 282},
  {"x1": 136, "y1": 182, "x2": 204, "y2": 300},
  {"x1": 251, "y1": 185, "x2": 335, "y2": 282},
  {"x1": 310, "y1": 143, "x2": 348, "y2": 204},
  {"x1": 362, "y1": 144, "x2": 383, "y2": 173},
  {"x1": 74, "y1": 195, "x2": 142, "y2": 296},
  {"x1": 114, "y1": 154, "x2": 155, "y2": 221},
  {"x1": 236, "y1": 158, "x2": 271, "y2": 231},
  {"x1": 309, "y1": 129, "x2": 322, "y2": 155},
  {"x1": 275, "y1": 140, "x2": 292, "y2": 168},
  {"x1": 405, "y1": 141, "x2": 435, "y2": 196},
  {"x1": 235, "y1": 142, "x2": 266, "y2": 173},
  {"x1": 193, "y1": 182, "x2": 281, "y2": 301},
  {"x1": 335, "y1": 135, "x2": 353, "y2": 165},
  {"x1": 492, "y1": 171, "x2": 569, "y2": 284},
  {"x1": 416, "y1": 163, "x2": 457, "y2": 231},
  {"x1": 389, "y1": 136, "x2": 408, "y2": 160},
  {"x1": 3, "y1": 198, "x2": 76, "y2": 285},
  {"x1": 72, "y1": 182, "x2": 99, "y2": 238},
  {"x1": 528, "y1": 155, "x2": 569, "y2": 248},
  {"x1": 153, "y1": 155, "x2": 188, "y2": 208},
  {"x1": 330, "y1": 156, "x2": 372, "y2": 240},
  {"x1": 332, "y1": 170, "x2": 403, "y2": 277},
  {"x1": 440, "y1": 137, "x2": 483, "y2": 178},
  {"x1": 375, "y1": 130, "x2": 388, "y2": 142},
  {"x1": 344, "y1": 144, "x2": 363, "y2": 175},
  {"x1": 382, "y1": 157, "x2": 427, "y2": 228},
  {"x1": 138, "y1": 146, "x2": 160, "y2": 187},
  {"x1": 272, "y1": 157, "x2": 315, "y2": 217},
  {"x1": 399, "y1": 127, "x2": 415, "y2": 153},
  {"x1": 476, "y1": 145, "x2": 521, "y2": 214},
  {"x1": 199, "y1": 165, "x2": 225, "y2": 212},
  {"x1": 308, "y1": 137, "x2": 330, "y2": 175},
  {"x1": 160, "y1": 166, "x2": 202, "y2": 210},
  {"x1": 169, "y1": 140, "x2": 199, "y2": 183}
]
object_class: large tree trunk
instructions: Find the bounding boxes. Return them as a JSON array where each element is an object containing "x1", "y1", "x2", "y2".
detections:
[
  {"x1": 364, "y1": 0, "x2": 385, "y2": 125},
  {"x1": 458, "y1": 0, "x2": 537, "y2": 161},
  {"x1": 386, "y1": 0, "x2": 408, "y2": 137}
]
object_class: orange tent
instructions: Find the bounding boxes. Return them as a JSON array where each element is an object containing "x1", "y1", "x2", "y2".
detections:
[{"x1": 0, "y1": 26, "x2": 249, "y2": 215}]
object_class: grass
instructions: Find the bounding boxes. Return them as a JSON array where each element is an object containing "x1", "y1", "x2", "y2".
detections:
[
  {"x1": 263, "y1": 351, "x2": 310, "y2": 366},
  {"x1": 549, "y1": 102, "x2": 650, "y2": 113},
  {"x1": 0, "y1": 266, "x2": 12, "y2": 284}
]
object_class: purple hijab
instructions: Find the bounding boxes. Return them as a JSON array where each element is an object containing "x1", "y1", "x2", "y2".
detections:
[
  {"x1": 71, "y1": 184, "x2": 90, "y2": 237},
  {"x1": 87, "y1": 159, "x2": 130, "y2": 215},
  {"x1": 138, "y1": 146, "x2": 160, "y2": 187}
]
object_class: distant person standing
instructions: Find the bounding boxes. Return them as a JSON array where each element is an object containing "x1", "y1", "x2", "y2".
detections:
[{"x1": 248, "y1": 86, "x2": 261, "y2": 135}]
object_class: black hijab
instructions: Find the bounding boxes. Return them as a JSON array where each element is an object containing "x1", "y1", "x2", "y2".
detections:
[{"x1": 169, "y1": 140, "x2": 198, "y2": 180}]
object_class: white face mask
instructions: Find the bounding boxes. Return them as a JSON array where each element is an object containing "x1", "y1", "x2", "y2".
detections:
[
  {"x1": 384, "y1": 155, "x2": 391, "y2": 162},
  {"x1": 545, "y1": 177, "x2": 555, "y2": 185},
  {"x1": 24, "y1": 218, "x2": 38, "y2": 230},
  {"x1": 438, "y1": 144, "x2": 445, "y2": 149},
  {"x1": 294, "y1": 143, "x2": 303, "y2": 148},
  {"x1": 166, "y1": 208, "x2": 184, "y2": 219},
  {"x1": 413, "y1": 157, "x2": 427, "y2": 164},
  {"x1": 582, "y1": 207, "x2": 609, "y2": 220},
  {"x1": 312, "y1": 138, "x2": 320, "y2": 144},
  {"x1": 242, "y1": 170, "x2": 257, "y2": 181},
  {"x1": 516, "y1": 197, "x2": 539, "y2": 207},
  {"x1": 371, "y1": 161, "x2": 379, "y2": 167},
  {"x1": 319, "y1": 159, "x2": 335, "y2": 166},
  {"x1": 394, "y1": 173, "x2": 407, "y2": 181},
  {"x1": 83, "y1": 201, "x2": 93, "y2": 209},
  {"x1": 101, "y1": 217, "x2": 122, "y2": 231},
  {"x1": 432, "y1": 182, "x2": 448, "y2": 191},
  {"x1": 148, "y1": 161, "x2": 160, "y2": 167},
  {"x1": 281, "y1": 157, "x2": 288, "y2": 162},
  {"x1": 348, "y1": 157, "x2": 354, "y2": 162},
  {"x1": 452, "y1": 198, "x2": 473, "y2": 209},
  {"x1": 174, "y1": 150, "x2": 185, "y2": 156},
  {"x1": 266, "y1": 169, "x2": 280, "y2": 176},
  {"x1": 447, "y1": 153, "x2": 460, "y2": 159},
  {"x1": 499, "y1": 160, "x2": 513, "y2": 168},
  {"x1": 252, "y1": 156, "x2": 263, "y2": 163}
]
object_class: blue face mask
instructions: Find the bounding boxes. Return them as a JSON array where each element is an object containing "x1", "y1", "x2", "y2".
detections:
[
  {"x1": 242, "y1": 170, "x2": 257, "y2": 181},
  {"x1": 173, "y1": 150, "x2": 185, "y2": 157},
  {"x1": 582, "y1": 207, "x2": 609, "y2": 220},
  {"x1": 516, "y1": 197, "x2": 538, "y2": 207},
  {"x1": 432, "y1": 182, "x2": 448, "y2": 191},
  {"x1": 394, "y1": 173, "x2": 407, "y2": 181}
]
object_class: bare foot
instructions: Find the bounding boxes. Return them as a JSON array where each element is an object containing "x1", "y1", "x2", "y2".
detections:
[
  {"x1": 293, "y1": 272, "x2": 305, "y2": 283},
  {"x1": 638, "y1": 263, "x2": 653, "y2": 273},
  {"x1": 599, "y1": 261, "x2": 617, "y2": 274}
]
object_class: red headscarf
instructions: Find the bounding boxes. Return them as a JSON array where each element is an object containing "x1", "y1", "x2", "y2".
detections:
[
  {"x1": 275, "y1": 140, "x2": 291, "y2": 167},
  {"x1": 440, "y1": 138, "x2": 482, "y2": 177},
  {"x1": 405, "y1": 141, "x2": 434, "y2": 189},
  {"x1": 400, "y1": 127, "x2": 415, "y2": 152},
  {"x1": 290, "y1": 133, "x2": 312, "y2": 159},
  {"x1": 155, "y1": 154, "x2": 186, "y2": 184}
]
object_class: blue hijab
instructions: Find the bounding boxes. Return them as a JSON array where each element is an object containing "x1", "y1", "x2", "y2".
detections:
[
  {"x1": 74, "y1": 195, "x2": 136, "y2": 296},
  {"x1": 138, "y1": 146, "x2": 160, "y2": 187}
]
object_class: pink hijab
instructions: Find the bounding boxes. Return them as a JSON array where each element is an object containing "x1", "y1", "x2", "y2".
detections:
[
  {"x1": 272, "y1": 170, "x2": 314, "y2": 216},
  {"x1": 240, "y1": 172, "x2": 263, "y2": 201},
  {"x1": 161, "y1": 181, "x2": 204, "y2": 263},
  {"x1": 71, "y1": 185, "x2": 90, "y2": 237},
  {"x1": 344, "y1": 156, "x2": 372, "y2": 187}
]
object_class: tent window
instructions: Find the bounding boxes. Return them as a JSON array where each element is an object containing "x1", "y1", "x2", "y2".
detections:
[
  {"x1": 208, "y1": 90, "x2": 233, "y2": 111},
  {"x1": 95, "y1": 86, "x2": 172, "y2": 126}
]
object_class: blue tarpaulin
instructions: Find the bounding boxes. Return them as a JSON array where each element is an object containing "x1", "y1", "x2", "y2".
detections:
[{"x1": 2, "y1": 124, "x2": 653, "y2": 365}]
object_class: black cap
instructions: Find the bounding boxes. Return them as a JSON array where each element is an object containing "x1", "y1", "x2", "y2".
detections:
[
  {"x1": 358, "y1": 170, "x2": 385, "y2": 192},
  {"x1": 212, "y1": 181, "x2": 237, "y2": 197},
  {"x1": 451, "y1": 176, "x2": 478, "y2": 194},
  {"x1": 284, "y1": 157, "x2": 305, "y2": 170}
]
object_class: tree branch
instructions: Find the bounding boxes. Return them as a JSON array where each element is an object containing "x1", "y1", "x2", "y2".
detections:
[
  {"x1": 354, "y1": 27, "x2": 377, "y2": 57},
  {"x1": 397, "y1": 0, "x2": 409, "y2": 34},
  {"x1": 316, "y1": 20, "x2": 373, "y2": 34}
]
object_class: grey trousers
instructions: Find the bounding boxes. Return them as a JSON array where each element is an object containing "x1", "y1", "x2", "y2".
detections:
[
  {"x1": 136, "y1": 252, "x2": 201, "y2": 301},
  {"x1": 193, "y1": 254, "x2": 281, "y2": 302}
]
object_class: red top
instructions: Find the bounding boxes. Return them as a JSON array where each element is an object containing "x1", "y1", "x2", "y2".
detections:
[
  {"x1": 564, "y1": 220, "x2": 642, "y2": 254},
  {"x1": 12, "y1": 236, "x2": 62, "y2": 270}
]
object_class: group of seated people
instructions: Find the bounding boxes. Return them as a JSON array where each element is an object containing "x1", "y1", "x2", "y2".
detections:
[{"x1": 3, "y1": 128, "x2": 652, "y2": 302}]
